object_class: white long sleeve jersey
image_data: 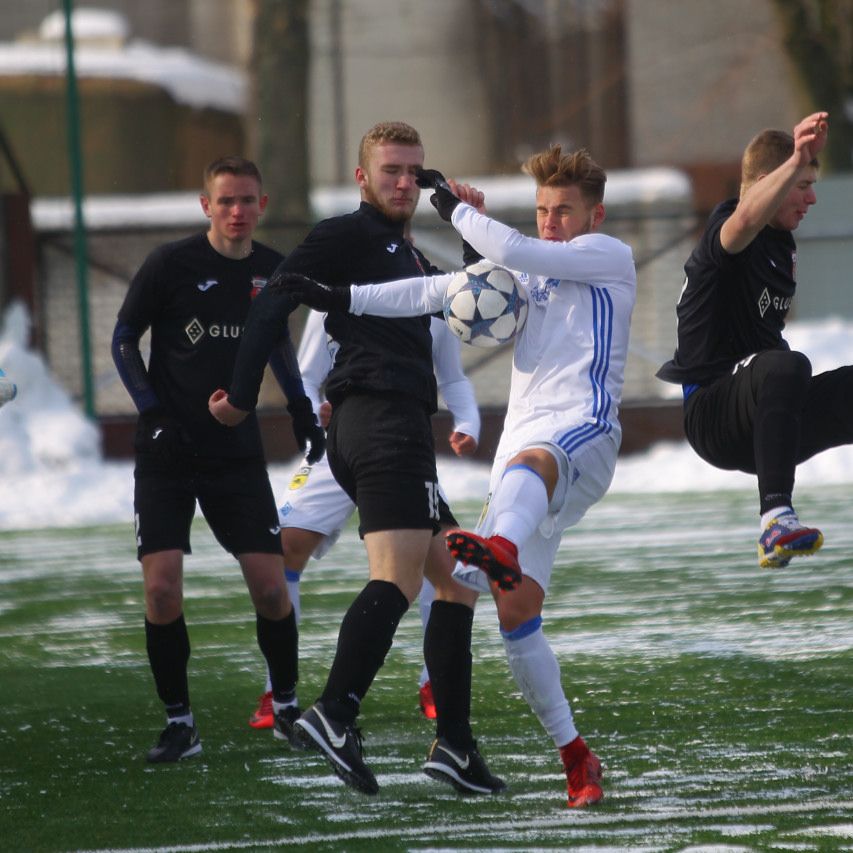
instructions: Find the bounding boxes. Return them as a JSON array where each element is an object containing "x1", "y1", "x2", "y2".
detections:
[{"x1": 349, "y1": 202, "x2": 636, "y2": 459}]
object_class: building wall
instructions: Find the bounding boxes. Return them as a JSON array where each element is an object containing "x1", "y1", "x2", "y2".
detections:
[
  {"x1": 307, "y1": 0, "x2": 492, "y2": 184},
  {"x1": 625, "y1": 0, "x2": 805, "y2": 173}
]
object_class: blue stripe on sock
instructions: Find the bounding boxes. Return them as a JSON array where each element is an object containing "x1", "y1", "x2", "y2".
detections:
[
  {"x1": 500, "y1": 615, "x2": 542, "y2": 641},
  {"x1": 284, "y1": 569, "x2": 301, "y2": 583}
]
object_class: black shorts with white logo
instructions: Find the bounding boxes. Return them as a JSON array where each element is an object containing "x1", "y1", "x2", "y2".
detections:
[
  {"x1": 327, "y1": 392, "x2": 448, "y2": 536},
  {"x1": 133, "y1": 453, "x2": 283, "y2": 560}
]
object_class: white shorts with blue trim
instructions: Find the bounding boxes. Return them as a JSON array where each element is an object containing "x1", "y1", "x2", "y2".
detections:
[
  {"x1": 453, "y1": 432, "x2": 617, "y2": 594},
  {"x1": 277, "y1": 454, "x2": 355, "y2": 560}
]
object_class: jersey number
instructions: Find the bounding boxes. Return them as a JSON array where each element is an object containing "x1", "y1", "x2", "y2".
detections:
[{"x1": 424, "y1": 481, "x2": 440, "y2": 521}]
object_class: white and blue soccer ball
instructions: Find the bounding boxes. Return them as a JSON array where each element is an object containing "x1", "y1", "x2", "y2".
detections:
[{"x1": 443, "y1": 261, "x2": 527, "y2": 348}]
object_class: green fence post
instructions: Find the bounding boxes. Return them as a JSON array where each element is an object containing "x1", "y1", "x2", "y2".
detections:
[{"x1": 63, "y1": 0, "x2": 95, "y2": 418}]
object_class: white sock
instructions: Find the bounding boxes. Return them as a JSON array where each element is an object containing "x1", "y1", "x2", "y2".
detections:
[
  {"x1": 418, "y1": 578, "x2": 436, "y2": 687},
  {"x1": 167, "y1": 711, "x2": 194, "y2": 727},
  {"x1": 502, "y1": 618, "x2": 577, "y2": 748},
  {"x1": 285, "y1": 568, "x2": 302, "y2": 623},
  {"x1": 761, "y1": 505, "x2": 794, "y2": 531},
  {"x1": 272, "y1": 696, "x2": 298, "y2": 714},
  {"x1": 491, "y1": 465, "x2": 549, "y2": 547}
]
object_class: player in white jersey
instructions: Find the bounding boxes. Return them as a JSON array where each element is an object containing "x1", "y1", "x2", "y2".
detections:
[
  {"x1": 280, "y1": 145, "x2": 636, "y2": 808},
  {"x1": 250, "y1": 307, "x2": 482, "y2": 732}
]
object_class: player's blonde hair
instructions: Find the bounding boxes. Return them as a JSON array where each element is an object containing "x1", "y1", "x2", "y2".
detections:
[
  {"x1": 358, "y1": 121, "x2": 422, "y2": 168},
  {"x1": 203, "y1": 156, "x2": 262, "y2": 195},
  {"x1": 740, "y1": 129, "x2": 819, "y2": 197},
  {"x1": 523, "y1": 145, "x2": 606, "y2": 206}
]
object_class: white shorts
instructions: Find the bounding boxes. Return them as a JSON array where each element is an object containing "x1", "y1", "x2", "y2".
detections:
[
  {"x1": 453, "y1": 433, "x2": 617, "y2": 595},
  {"x1": 277, "y1": 455, "x2": 355, "y2": 560}
]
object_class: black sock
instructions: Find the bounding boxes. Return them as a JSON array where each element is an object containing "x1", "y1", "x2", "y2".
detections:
[
  {"x1": 760, "y1": 492, "x2": 793, "y2": 517},
  {"x1": 257, "y1": 609, "x2": 298, "y2": 703},
  {"x1": 424, "y1": 600, "x2": 474, "y2": 749},
  {"x1": 145, "y1": 614, "x2": 191, "y2": 715},
  {"x1": 320, "y1": 580, "x2": 409, "y2": 724}
]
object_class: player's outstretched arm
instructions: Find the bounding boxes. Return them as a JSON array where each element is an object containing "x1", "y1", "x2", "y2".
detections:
[
  {"x1": 721, "y1": 111, "x2": 829, "y2": 254},
  {"x1": 274, "y1": 272, "x2": 351, "y2": 313},
  {"x1": 348, "y1": 274, "x2": 447, "y2": 318}
]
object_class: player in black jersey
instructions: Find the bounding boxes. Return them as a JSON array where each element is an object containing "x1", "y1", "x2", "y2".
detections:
[
  {"x1": 112, "y1": 156, "x2": 324, "y2": 763},
  {"x1": 210, "y1": 123, "x2": 503, "y2": 796},
  {"x1": 658, "y1": 112, "x2": 853, "y2": 568}
]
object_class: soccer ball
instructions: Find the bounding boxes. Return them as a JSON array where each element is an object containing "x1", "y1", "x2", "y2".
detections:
[{"x1": 443, "y1": 261, "x2": 527, "y2": 348}]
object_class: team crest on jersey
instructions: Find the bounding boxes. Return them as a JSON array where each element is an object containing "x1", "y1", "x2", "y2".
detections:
[
  {"x1": 757, "y1": 287, "x2": 792, "y2": 318},
  {"x1": 530, "y1": 277, "x2": 560, "y2": 304},
  {"x1": 185, "y1": 317, "x2": 205, "y2": 344},
  {"x1": 288, "y1": 465, "x2": 311, "y2": 490},
  {"x1": 250, "y1": 277, "x2": 268, "y2": 299}
]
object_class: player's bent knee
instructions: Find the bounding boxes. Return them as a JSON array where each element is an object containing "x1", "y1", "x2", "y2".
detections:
[
  {"x1": 145, "y1": 585, "x2": 183, "y2": 623},
  {"x1": 763, "y1": 349, "x2": 812, "y2": 382},
  {"x1": 248, "y1": 579, "x2": 288, "y2": 619},
  {"x1": 494, "y1": 580, "x2": 544, "y2": 633},
  {"x1": 281, "y1": 527, "x2": 324, "y2": 569}
]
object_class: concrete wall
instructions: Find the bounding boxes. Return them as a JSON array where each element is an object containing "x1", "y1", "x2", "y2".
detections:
[
  {"x1": 625, "y1": 0, "x2": 805, "y2": 172},
  {"x1": 791, "y1": 175, "x2": 853, "y2": 321},
  {"x1": 307, "y1": 0, "x2": 491, "y2": 184}
]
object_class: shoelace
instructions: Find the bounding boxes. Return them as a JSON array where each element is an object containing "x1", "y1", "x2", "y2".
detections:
[
  {"x1": 773, "y1": 512, "x2": 804, "y2": 532},
  {"x1": 349, "y1": 724, "x2": 366, "y2": 757}
]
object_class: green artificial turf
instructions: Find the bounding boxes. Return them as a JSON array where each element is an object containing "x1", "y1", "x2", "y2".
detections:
[{"x1": 1, "y1": 488, "x2": 851, "y2": 851}]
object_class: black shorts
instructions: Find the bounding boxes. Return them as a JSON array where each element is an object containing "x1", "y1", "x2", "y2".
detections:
[
  {"x1": 133, "y1": 453, "x2": 283, "y2": 560},
  {"x1": 685, "y1": 351, "x2": 853, "y2": 473},
  {"x1": 327, "y1": 392, "x2": 444, "y2": 535}
]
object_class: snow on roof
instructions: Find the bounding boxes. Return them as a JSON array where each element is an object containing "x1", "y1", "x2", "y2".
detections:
[
  {"x1": 30, "y1": 168, "x2": 691, "y2": 232},
  {"x1": 0, "y1": 9, "x2": 246, "y2": 113},
  {"x1": 38, "y1": 8, "x2": 130, "y2": 43}
]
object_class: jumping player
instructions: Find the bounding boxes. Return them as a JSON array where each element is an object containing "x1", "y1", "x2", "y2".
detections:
[
  {"x1": 210, "y1": 122, "x2": 502, "y2": 796},
  {"x1": 112, "y1": 156, "x2": 323, "y2": 763},
  {"x1": 248, "y1": 308, "x2": 481, "y2": 731},
  {"x1": 657, "y1": 112, "x2": 852, "y2": 568},
  {"x1": 282, "y1": 144, "x2": 636, "y2": 808}
]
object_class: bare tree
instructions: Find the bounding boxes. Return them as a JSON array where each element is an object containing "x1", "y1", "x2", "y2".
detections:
[
  {"x1": 772, "y1": 0, "x2": 853, "y2": 171},
  {"x1": 249, "y1": 0, "x2": 311, "y2": 232}
]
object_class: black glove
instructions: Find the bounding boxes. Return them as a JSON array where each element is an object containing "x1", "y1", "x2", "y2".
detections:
[
  {"x1": 273, "y1": 272, "x2": 351, "y2": 313},
  {"x1": 134, "y1": 407, "x2": 184, "y2": 460},
  {"x1": 414, "y1": 166, "x2": 460, "y2": 222},
  {"x1": 287, "y1": 396, "x2": 326, "y2": 464}
]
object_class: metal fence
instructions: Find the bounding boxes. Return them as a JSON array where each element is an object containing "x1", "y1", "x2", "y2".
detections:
[{"x1": 31, "y1": 200, "x2": 697, "y2": 417}]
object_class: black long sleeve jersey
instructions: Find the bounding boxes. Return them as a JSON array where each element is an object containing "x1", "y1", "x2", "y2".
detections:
[
  {"x1": 282, "y1": 201, "x2": 442, "y2": 412},
  {"x1": 113, "y1": 232, "x2": 297, "y2": 458},
  {"x1": 657, "y1": 198, "x2": 795, "y2": 387}
]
